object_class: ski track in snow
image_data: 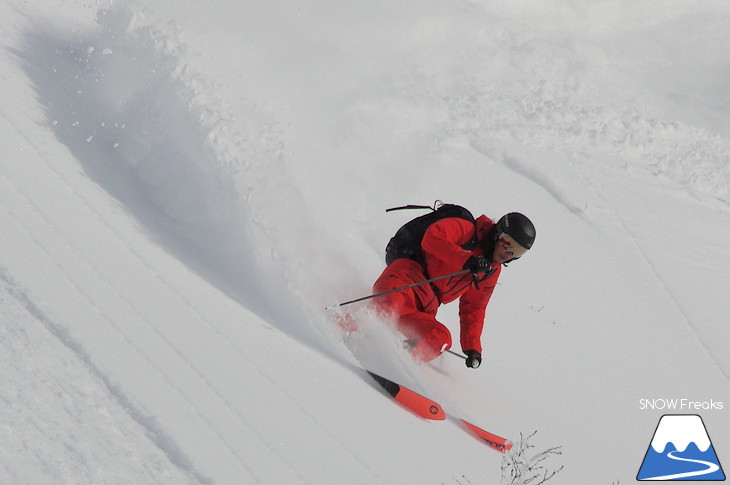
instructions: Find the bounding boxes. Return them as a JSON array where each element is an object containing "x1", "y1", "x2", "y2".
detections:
[
  {"x1": 0, "y1": 285, "x2": 187, "y2": 484},
  {"x1": 497, "y1": 148, "x2": 730, "y2": 383},
  {"x1": 0, "y1": 267, "x2": 206, "y2": 483},
  {"x1": 0, "y1": 133, "x2": 216, "y2": 484},
  {"x1": 502, "y1": 153, "x2": 587, "y2": 216},
  {"x1": 592, "y1": 189, "x2": 730, "y2": 384}
]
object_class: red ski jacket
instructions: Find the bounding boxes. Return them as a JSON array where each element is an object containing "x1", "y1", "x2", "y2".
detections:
[{"x1": 421, "y1": 215, "x2": 501, "y2": 352}]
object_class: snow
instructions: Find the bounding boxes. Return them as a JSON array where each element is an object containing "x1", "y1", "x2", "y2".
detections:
[
  {"x1": 1, "y1": 0, "x2": 730, "y2": 484},
  {"x1": 651, "y1": 415, "x2": 711, "y2": 453}
]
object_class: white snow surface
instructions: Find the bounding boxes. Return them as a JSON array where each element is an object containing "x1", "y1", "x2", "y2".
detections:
[
  {"x1": 650, "y1": 415, "x2": 711, "y2": 453},
  {"x1": 1, "y1": 0, "x2": 730, "y2": 484}
]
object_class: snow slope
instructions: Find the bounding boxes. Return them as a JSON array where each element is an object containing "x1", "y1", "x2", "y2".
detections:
[{"x1": 1, "y1": 0, "x2": 730, "y2": 483}]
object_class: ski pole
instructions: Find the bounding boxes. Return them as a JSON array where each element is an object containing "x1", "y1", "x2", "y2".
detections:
[
  {"x1": 446, "y1": 349, "x2": 466, "y2": 360},
  {"x1": 447, "y1": 349, "x2": 482, "y2": 368},
  {"x1": 325, "y1": 269, "x2": 471, "y2": 310}
]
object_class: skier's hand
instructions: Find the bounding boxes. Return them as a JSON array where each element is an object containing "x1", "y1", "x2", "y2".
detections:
[
  {"x1": 465, "y1": 350, "x2": 482, "y2": 369},
  {"x1": 464, "y1": 256, "x2": 490, "y2": 274}
]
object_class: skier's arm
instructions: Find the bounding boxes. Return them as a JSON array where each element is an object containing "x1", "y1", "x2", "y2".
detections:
[
  {"x1": 421, "y1": 218, "x2": 475, "y2": 268},
  {"x1": 458, "y1": 285, "x2": 495, "y2": 354}
]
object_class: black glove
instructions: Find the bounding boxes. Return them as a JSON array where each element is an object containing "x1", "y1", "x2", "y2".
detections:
[
  {"x1": 465, "y1": 350, "x2": 482, "y2": 369},
  {"x1": 464, "y1": 256, "x2": 490, "y2": 274}
]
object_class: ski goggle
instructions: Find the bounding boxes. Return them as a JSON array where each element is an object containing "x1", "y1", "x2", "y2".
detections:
[{"x1": 498, "y1": 233, "x2": 529, "y2": 259}]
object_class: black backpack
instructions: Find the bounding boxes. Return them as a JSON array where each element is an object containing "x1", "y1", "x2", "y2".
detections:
[{"x1": 384, "y1": 202, "x2": 478, "y2": 266}]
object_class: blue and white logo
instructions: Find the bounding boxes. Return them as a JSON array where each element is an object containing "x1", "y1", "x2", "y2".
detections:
[{"x1": 637, "y1": 415, "x2": 725, "y2": 481}]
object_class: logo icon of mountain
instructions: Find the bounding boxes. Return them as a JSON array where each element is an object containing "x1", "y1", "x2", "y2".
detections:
[{"x1": 637, "y1": 414, "x2": 725, "y2": 481}]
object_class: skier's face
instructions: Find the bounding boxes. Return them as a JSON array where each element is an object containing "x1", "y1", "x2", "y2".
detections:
[
  {"x1": 493, "y1": 234, "x2": 528, "y2": 263},
  {"x1": 492, "y1": 241, "x2": 513, "y2": 264}
]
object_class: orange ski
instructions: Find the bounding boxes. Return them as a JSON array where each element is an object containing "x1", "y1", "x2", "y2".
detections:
[
  {"x1": 367, "y1": 371, "x2": 511, "y2": 452},
  {"x1": 368, "y1": 372, "x2": 446, "y2": 420},
  {"x1": 460, "y1": 419, "x2": 513, "y2": 452}
]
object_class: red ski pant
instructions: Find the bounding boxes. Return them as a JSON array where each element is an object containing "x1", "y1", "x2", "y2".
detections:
[{"x1": 372, "y1": 258, "x2": 451, "y2": 362}]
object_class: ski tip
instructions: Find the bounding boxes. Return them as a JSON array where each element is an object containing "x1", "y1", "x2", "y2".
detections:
[{"x1": 459, "y1": 419, "x2": 512, "y2": 453}]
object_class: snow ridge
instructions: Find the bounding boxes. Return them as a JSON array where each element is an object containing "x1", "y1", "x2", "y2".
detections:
[{"x1": 0, "y1": 268, "x2": 206, "y2": 484}]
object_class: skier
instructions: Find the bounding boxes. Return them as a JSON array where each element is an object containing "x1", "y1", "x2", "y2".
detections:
[{"x1": 373, "y1": 209, "x2": 535, "y2": 368}]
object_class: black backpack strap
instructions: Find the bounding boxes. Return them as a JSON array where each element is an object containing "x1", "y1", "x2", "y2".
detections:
[{"x1": 385, "y1": 204, "x2": 435, "y2": 213}]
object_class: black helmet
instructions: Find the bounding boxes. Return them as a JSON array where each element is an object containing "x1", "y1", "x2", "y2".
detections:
[{"x1": 495, "y1": 212, "x2": 535, "y2": 255}]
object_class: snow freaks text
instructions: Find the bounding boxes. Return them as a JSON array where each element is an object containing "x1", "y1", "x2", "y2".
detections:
[{"x1": 639, "y1": 399, "x2": 724, "y2": 411}]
